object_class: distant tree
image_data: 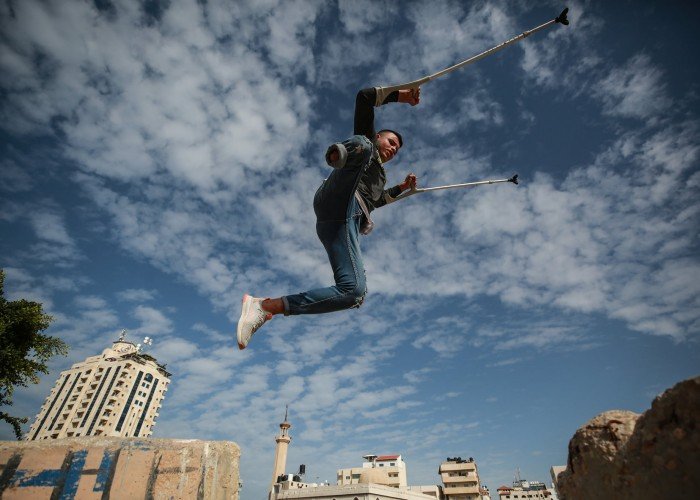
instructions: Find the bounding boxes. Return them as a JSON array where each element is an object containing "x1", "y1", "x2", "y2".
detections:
[{"x1": 0, "y1": 269, "x2": 68, "y2": 439}]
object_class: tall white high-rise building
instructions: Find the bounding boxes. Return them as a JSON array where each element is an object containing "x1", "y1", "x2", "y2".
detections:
[{"x1": 26, "y1": 334, "x2": 170, "y2": 440}]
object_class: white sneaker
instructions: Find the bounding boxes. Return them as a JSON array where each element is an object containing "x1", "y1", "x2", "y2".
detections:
[{"x1": 236, "y1": 294, "x2": 272, "y2": 350}]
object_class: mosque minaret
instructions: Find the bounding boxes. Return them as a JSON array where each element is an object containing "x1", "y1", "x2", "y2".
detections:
[{"x1": 270, "y1": 406, "x2": 292, "y2": 492}]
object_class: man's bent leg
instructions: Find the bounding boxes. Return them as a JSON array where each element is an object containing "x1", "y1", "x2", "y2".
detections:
[
  {"x1": 314, "y1": 135, "x2": 373, "y2": 221},
  {"x1": 261, "y1": 136, "x2": 372, "y2": 316},
  {"x1": 283, "y1": 214, "x2": 366, "y2": 315}
]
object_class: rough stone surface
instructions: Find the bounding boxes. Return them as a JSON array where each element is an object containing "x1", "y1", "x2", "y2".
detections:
[
  {"x1": 0, "y1": 437, "x2": 240, "y2": 499},
  {"x1": 557, "y1": 376, "x2": 700, "y2": 500}
]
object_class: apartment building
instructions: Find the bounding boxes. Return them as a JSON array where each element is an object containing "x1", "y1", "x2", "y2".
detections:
[
  {"x1": 337, "y1": 454, "x2": 408, "y2": 488},
  {"x1": 26, "y1": 335, "x2": 170, "y2": 440},
  {"x1": 439, "y1": 457, "x2": 482, "y2": 500}
]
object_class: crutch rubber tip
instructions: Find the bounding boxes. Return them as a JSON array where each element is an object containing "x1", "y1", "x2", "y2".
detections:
[
  {"x1": 508, "y1": 174, "x2": 519, "y2": 185},
  {"x1": 556, "y1": 7, "x2": 569, "y2": 25}
]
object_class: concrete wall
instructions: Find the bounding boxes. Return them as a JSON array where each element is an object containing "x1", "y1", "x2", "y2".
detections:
[{"x1": 0, "y1": 437, "x2": 239, "y2": 499}]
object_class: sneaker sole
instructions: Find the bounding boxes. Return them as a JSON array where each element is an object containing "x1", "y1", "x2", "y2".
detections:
[{"x1": 237, "y1": 294, "x2": 252, "y2": 350}]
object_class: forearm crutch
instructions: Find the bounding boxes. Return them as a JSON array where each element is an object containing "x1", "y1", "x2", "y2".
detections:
[
  {"x1": 393, "y1": 175, "x2": 519, "y2": 203},
  {"x1": 374, "y1": 8, "x2": 569, "y2": 104}
]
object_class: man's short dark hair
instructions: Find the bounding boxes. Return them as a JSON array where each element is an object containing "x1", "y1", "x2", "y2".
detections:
[{"x1": 378, "y1": 129, "x2": 403, "y2": 147}]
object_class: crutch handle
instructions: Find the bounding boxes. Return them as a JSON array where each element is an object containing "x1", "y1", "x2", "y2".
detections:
[{"x1": 555, "y1": 8, "x2": 569, "y2": 25}]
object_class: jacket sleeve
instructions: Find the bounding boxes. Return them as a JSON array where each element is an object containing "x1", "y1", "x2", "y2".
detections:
[
  {"x1": 373, "y1": 184, "x2": 404, "y2": 209},
  {"x1": 354, "y1": 87, "x2": 400, "y2": 141}
]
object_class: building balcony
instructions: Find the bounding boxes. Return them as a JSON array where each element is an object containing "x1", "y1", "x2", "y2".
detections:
[
  {"x1": 442, "y1": 475, "x2": 478, "y2": 484},
  {"x1": 443, "y1": 485, "x2": 480, "y2": 495},
  {"x1": 440, "y1": 462, "x2": 477, "y2": 473}
]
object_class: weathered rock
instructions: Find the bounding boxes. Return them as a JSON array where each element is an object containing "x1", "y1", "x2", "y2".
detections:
[
  {"x1": 557, "y1": 409, "x2": 639, "y2": 498},
  {"x1": 557, "y1": 376, "x2": 700, "y2": 500}
]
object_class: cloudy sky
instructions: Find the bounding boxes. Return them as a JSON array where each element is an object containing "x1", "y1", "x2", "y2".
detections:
[{"x1": 1, "y1": 0, "x2": 698, "y2": 497}]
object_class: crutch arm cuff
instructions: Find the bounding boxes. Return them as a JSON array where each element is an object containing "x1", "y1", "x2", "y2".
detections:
[
  {"x1": 374, "y1": 76, "x2": 431, "y2": 106},
  {"x1": 375, "y1": 86, "x2": 398, "y2": 107},
  {"x1": 382, "y1": 185, "x2": 403, "y2": 205},
  {"x1": 374, "y1": 87, "x2": 403, "y2": 107}
]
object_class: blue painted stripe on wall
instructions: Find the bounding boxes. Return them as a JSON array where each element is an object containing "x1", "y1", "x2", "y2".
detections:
[
  {"x1": 93, "y1": 450, "x2": 117, "y2": 492},
  {"x1": 10, "y1": 468, "x2": 63, "y2": 488},
  {"x1": 58, "y1": 450, "x2": 88, "y2": 500}
]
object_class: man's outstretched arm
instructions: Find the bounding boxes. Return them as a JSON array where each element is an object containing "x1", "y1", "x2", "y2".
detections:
[{"x1": 354, "y1": 87, "x2": 421, "y2": 140}]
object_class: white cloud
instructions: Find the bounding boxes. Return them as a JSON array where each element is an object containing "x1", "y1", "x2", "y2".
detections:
[
  {"x1": 0, "y1": 158, "x2": 33, "y2": 192},
  {"x1": 364, "y1": 114, "x2": 700, "y2": 341},
  {"x1": 131, "y1": 305, "x2": 174, "y2": 336},
  {"x1": 413, "y1": 327, "x2": 468, "y2": 357},
  {"x1": 408, "y1": 2, "x2": 515, "y2": 74},
  {"x1": 0, "y1": 0, "x2": 313, "y2": 196},
  {"x1": 117, "y1": 288, "x2": 157, "y2": 302},
  {"x1": 338, "y1": 0, "x2": 397, "y2": 35},
  {"x1": 519, "y1": 2, "x2": 604, "y2": 90},
  {"x1": 74, "y1": 295, "x2": 108, "y2": 310},
  {"x1": 594, "y1": 53, "x2": 672, "y2": 121}
]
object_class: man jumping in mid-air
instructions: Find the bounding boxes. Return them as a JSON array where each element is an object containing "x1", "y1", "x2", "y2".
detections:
[{"x1": 237, "y1": 85, "x2": 421, "y2": 349}]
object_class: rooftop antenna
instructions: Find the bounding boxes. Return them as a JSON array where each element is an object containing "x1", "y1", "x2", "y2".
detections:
[
  {"x1": 284, "y1": 404, "x2": 289, "y2": 422},
  {"x1": 514, "y1": 467, "x2": 522, "y2": 487}
]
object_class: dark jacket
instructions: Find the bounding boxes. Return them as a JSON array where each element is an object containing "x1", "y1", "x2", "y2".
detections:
[{"x1": 352, "y1": 88, "x2": 403, "y2": 211}]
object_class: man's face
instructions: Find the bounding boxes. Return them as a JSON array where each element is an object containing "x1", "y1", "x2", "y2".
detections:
[{"x1": 376, "y1": 131, "x2": 401, "y2": 163}]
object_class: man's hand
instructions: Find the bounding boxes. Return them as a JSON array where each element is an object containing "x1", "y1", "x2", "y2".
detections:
[
  {"x1": 400, "y1": 173, "x2": 418, "y2": 191},
  {"x1": 398, "y1": 87, "x2": 421, "y2": 106}
]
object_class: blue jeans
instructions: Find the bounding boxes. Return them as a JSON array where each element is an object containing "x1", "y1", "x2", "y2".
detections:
[{"x1": 282, "y1": 136, "x2": 372, "y2": 315}]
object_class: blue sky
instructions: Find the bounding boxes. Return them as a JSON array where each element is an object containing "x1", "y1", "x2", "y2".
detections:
[{"x1": 1, "y1": 0, "x2": 699, "y2": 497}]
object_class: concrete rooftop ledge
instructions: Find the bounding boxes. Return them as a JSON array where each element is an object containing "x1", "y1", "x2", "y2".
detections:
[{"x1": 0, "y1": 437, "x2": 240, "y2": 499}]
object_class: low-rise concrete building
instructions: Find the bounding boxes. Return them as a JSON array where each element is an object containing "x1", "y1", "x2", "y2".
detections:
[
  {"x1": 439, "y1": 457, "x2": 481, "y2": 500},
  {"x1": 496, "y1": 479, "x2": 553, "y2": 499},
  {"x1": 337, "y1": 454, "x2": 408, "y2": 488},
  {"x1": 273, "y1": 482, "x2": 439, "y2": 499}
]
